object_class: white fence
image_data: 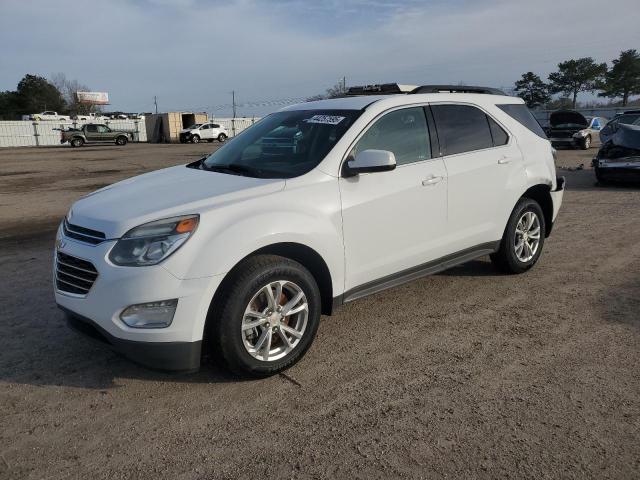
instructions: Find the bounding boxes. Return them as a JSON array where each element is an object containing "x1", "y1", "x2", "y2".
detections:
[
  {"x1": 211, "y1": 117, "x2": 260, "y2": 137},
  {"x1": 0, "y1": 118, "x2": 147, "y2": 148}
]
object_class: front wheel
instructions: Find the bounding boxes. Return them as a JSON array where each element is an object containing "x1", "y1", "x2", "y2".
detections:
[
  {"x1": 115, "y1": 136, "x2": 128, "y2": 146},
  {"x1": 581, "y1": 135, "x2": 591, "y2": 150},
  {"x1": 491, "y1": 198, "x2": 545, "y2": 274},
  {"x1": 191, "y1": 135, "x2": 200, "y2": 144},
  {"x1": 208, "y1": 255, "x2": 321, "y2": 377}
]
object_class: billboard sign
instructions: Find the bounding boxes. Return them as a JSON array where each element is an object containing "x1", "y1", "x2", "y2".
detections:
[{"x1": 76, "y1": 91, "x2": 109, "y2": 105}]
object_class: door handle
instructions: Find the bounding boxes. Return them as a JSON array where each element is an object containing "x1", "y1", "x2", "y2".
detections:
[
  {"x1": 498, "y1": 156, "x2": 511, "y2": 164},
  {"x1": 422, "y1": 175, "x2": 443, "y2": 186}
]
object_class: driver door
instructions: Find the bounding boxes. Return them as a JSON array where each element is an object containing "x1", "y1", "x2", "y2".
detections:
[{"x1": 339, "y1": 106, "x2": 448, "y2": 294}]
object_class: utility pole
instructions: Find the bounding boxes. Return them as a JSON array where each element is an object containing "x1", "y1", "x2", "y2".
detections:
[
  {"x1": 154, "y1": 96, "x2": 158, "y2": 114},
  {"x1": 342, "y1": 76, "x2": 346, "y2": 94},
  {"x1": 231, "y1": 90, "x2": 237, "y2": 137}
]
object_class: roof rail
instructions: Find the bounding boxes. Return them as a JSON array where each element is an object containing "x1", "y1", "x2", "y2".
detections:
[
  {"x1": 411, "y1": 85, "x2": 506, "y2": 95},
  {"x1": 346, "y1": 83, "x2": 418, "y2": 96}
]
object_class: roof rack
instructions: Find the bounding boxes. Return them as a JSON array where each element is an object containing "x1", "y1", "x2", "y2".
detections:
[
  {"x1": 411, "y1": 85, "x2": 505, "y2": 95},
  {"x1": 346, "y1": 83, "x2": 418, "y2": 96}
]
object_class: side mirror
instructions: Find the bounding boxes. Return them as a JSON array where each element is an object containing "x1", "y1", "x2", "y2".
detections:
[{"x1": 343, "y1": 149, "x2": 396, "y2": 177}]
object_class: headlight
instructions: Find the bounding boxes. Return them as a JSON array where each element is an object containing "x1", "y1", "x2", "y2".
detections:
[{"x1": 109, "y1": 215, "x2": 199, "y2": 266}]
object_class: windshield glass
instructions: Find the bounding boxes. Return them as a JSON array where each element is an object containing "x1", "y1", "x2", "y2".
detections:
[
  {"x1": 187, "y1": 124, "x2": 202, "y2": 129},
  {"x1": 200, "y1": 109, "x2": 362, "y2": 178}
]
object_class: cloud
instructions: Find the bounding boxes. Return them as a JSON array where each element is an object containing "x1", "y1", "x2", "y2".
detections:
[{"x1": 0, "y1": 0, "x2": 637, "y2": 115}]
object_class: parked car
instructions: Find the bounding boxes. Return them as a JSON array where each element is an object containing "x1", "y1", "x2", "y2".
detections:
[
  {"x1": 73, "y1": 113, "x2": 108, "y2": 122},
  {"x1": 54, "y1": 84, "x2": 564, "y2": 376},
  {"x1": 599, "y1": 112, "x2": 640, "y2": 144},
  {"x1": 60, "y1": 124, "x2": 132, "y2": 147},
  {"x1": 593, "y1": 122, "x2": 640, "y2": 183},
  {"x1": 179, "y1": 122, "x2": 228, "y2": 143},
  {"x1": 32, "y1": 111, "x2": 70, "y2": 121},
  {"x1": 545, "y1": 110, "x2": 606, "y2": 149}
]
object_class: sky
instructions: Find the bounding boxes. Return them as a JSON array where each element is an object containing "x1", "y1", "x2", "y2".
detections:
[{"x1": 1, "y1": 0, "x2": 638, "y2": 117}]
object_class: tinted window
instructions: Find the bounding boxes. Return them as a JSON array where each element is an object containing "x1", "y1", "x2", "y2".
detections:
[
  {"x1": 432, "y1": 105, "x2": 493, "y2": 155},
  {"x1": 488, "y1": 116, "x2": 509, "y2": 146},
  {"x1": 86, "y1": 125, "x2": 97, "y2": 133},
  {"x1": 498, "y1": 104, "x2": 547, "y2": 139},
  {"x1": 351, "y1": 107, "x2": 430, "y2": 165},
  {"x1": 212, "y1": 124, "x2": 220, "y2": 128}
]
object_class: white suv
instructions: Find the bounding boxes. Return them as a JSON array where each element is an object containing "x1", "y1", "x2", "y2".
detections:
[
  {"x1": 180, "y1": 122, "x2": 229, "y2": 144},
  {"x1": 54, "y1": 85, "x2": 564, "y2": 376}
]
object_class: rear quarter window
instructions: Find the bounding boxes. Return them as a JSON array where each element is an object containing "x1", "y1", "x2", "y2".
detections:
[{"x1": 498, "y1": 104, "x2": 547, "y2": 139}]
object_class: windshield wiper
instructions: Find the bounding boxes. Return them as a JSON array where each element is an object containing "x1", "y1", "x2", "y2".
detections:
[{"x1": 203, "y1": 163, "x2": 263, "y2": 177}]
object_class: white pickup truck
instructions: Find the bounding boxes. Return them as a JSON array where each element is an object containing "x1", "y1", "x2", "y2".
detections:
[
  {"x1": 32, "y1": 111, "x2": 71, "y2": 121},
  {"x1": 73, "y1": 113, "x2": 108, "y2": 122}
]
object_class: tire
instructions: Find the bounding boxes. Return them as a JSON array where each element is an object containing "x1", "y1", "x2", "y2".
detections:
[
  {"x1": 581, "y1": 135, "x2": 591, "y2": 150},
  {"x1": 490, "y1": 198, "x2": 546, "y2": 274},
  {"x1": 218, "y1": 133, "x2": 227, "y2": 143},
  {"x1": 115, "y1": 136, "x2": 128, "y2": 146},
  {"x1": 70, "y1": 137, "x2": 84, "y2": 148},
  {"x1": 191, "y1": 135, "x2": 200, "y2": 144},
  {"x1": 208, "y1": 254, "x2": 321, "y2": 377},
  {"x1": 595, "y1": 167, "x2": 609, "y2": 185}
]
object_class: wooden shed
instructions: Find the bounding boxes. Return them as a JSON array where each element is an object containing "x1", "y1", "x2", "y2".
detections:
[{"x1": 145, "y1": 112, "x2": 208, "y2": 143}]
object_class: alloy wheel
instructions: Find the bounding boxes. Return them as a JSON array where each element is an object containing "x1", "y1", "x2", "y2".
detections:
[
  {"x1": 241, "y1": 280, "x2": 308, "y2": 362},
  {"x1": 514, "y1": 211, "x2": 541, "y2": 262}
]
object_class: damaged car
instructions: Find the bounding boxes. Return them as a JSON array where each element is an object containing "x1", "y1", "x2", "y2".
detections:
[
  {"x1": 599, "y1": 112, "x2": 640, "y2": 144},
  {"x1": 593, "y1": 123, "x2": 640, "y2": 184},
  {"x1": 545, "y1": 110, "x2": 606, "y2": 150}
]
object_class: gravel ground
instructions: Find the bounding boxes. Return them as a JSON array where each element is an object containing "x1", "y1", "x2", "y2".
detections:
[{"x1": 0, "y1": 143, "x2": 639, "y2": 479}]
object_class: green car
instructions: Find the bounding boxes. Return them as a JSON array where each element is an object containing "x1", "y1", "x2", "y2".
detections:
[{"x1": 61, "y1": 124, "x2": 132, "y2": 147}]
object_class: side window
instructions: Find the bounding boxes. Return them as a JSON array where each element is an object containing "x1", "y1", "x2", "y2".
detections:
[
  {"x1": 432, "y1": 105, "x2": 493, "y2": 155},
  {"x1": 497, "y1": 104, "x2": 547, "y2": 139},
  {"x1": 487, "y1": 116, "x2": 509, "y2": 146},
  {"x1": 201, "y1": 124, "x2": 210, "y2": 130},
  {"x1": 211, "y1": 124, "x2": 220, "y2": 128},
  {"x1": 350, "y1": 107, "x2": 430, "y2": 165},
  {"x1": 97, "y1": 125, "x2": 109, "y2": 133},
  {"x1": 85, "y1": 125, "x2": 97, "y2": 133}
]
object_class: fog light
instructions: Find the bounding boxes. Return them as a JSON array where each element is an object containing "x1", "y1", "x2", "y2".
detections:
[{"x1": 120, "y1": 299, "x2": 178, "y2": 328}]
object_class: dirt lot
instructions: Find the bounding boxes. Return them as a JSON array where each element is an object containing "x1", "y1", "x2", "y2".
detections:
[{"x1": 0, "y1": 143, "x2": 639, "y2": 479}]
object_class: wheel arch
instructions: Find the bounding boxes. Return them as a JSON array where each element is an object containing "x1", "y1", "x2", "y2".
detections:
[{"x1": 520, "y1": 183, "x2": 553, "y2": 237}]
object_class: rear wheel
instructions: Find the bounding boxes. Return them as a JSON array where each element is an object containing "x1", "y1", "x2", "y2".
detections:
[
  {"x1": 70, "y1": 137, "x2": 84, "y2": 148},
  {"x1": 218, "y1": 133, "x2": 227, "y2": 143},
  {"x1": 208, "y1": 255, "x2": 321, "y2": 377},
  {"x1": 191, "y1": 135, "x2": 200, "y2": 144},
  {"x1": 491, "y1": 198, "x2": 545, "y2": 274},
  {"x1": 115, "y1": 136, "x2": 128, "y2": 146}
]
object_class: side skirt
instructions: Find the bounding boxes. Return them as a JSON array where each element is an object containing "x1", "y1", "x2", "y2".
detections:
[{"x1": 332, "y1": 241, "x2": 500, "y2": 309}]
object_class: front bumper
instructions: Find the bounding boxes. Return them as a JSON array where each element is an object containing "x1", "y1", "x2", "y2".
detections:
[
  {"x1": 549, "y1": 137, "x2": 581, "y2": 147},
  {"x1": 54, "y1": 226, "x2": 224, "y2": 369},
  {"x1": 61, "y1": 306, "x2": 202, "y2": 371}
]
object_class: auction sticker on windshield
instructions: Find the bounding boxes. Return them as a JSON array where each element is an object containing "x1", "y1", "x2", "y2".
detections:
[{"x1": 304, "y1": 115, "x2": 345, "y2": 125}]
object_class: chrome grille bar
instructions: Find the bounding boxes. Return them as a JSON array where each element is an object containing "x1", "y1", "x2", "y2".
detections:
[{"x1": 55, "y1": 252, "x2": 98, "y2": 296}]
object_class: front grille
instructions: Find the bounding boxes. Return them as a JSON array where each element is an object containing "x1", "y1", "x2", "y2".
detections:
[
  {"x1": 63, "y1": 219, "x2": 106, "y2": 245},
  {"x1": 55, "y1": 252, "x2": 99, "y2": 296}
]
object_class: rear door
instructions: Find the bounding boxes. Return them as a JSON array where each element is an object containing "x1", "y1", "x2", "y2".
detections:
[
  {"x1": 430, "y1": 103, "x2": 524, "y2": 252},
  {"x1": 84, "y1": 124, "x2": 101, "y2": 142},
  {"x1": 340, "y1": 106, "x2": 449, "y2": 292}
]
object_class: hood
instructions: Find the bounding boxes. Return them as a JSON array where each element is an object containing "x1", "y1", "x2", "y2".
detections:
[
  {"x1": 549, "y1": 110, "x2": 588, "y2": 128},
  {"x1": 68, "y1": 165, "x2": 285, "y2": 238},
  {"x1": 608, "y1": 123, "x2": 640, "y2": 150},
  {"x1": 180, "y1": 128, "x2": 195, "y2": 133}
]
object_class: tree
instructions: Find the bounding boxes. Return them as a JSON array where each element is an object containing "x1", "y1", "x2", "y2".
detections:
[
  {"x1": 306, "y1": 79, "x2": 348, "y2": 101},
  {"x1": 15, "y1": 74, "x2": 66, "y2": 114},
  {"x1": 513, "y1": 72, "x2": 550, "y2": 108},
  {"x1": 49, "y1": 72, "x2": 100, "y2": 115},
  {"x1": 548, "y1": 57, "x2": 607, "y2": 108},
  {"x1": 597, "y1": 49, "x2": 640, "y2": 106},
  {"x1": 0, "y1": 90, "x2": 19, "y2": 119}
]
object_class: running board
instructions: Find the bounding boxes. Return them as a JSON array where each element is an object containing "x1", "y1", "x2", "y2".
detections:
[{"x1": 336, "y1": 241, "x2": 500, "y2": 307}]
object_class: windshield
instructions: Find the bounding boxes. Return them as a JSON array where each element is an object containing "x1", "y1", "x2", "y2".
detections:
[
  {"x1": 200, "y1": 109, "x2": 362, "y2": 178},
  {"x1": 187, "y1": 124, "x2": 202, "y2": 129}
]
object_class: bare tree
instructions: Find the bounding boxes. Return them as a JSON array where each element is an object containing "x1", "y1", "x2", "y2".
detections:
[{"x1": 49, "y1": 72, "x2": 102, "y2": 115}]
